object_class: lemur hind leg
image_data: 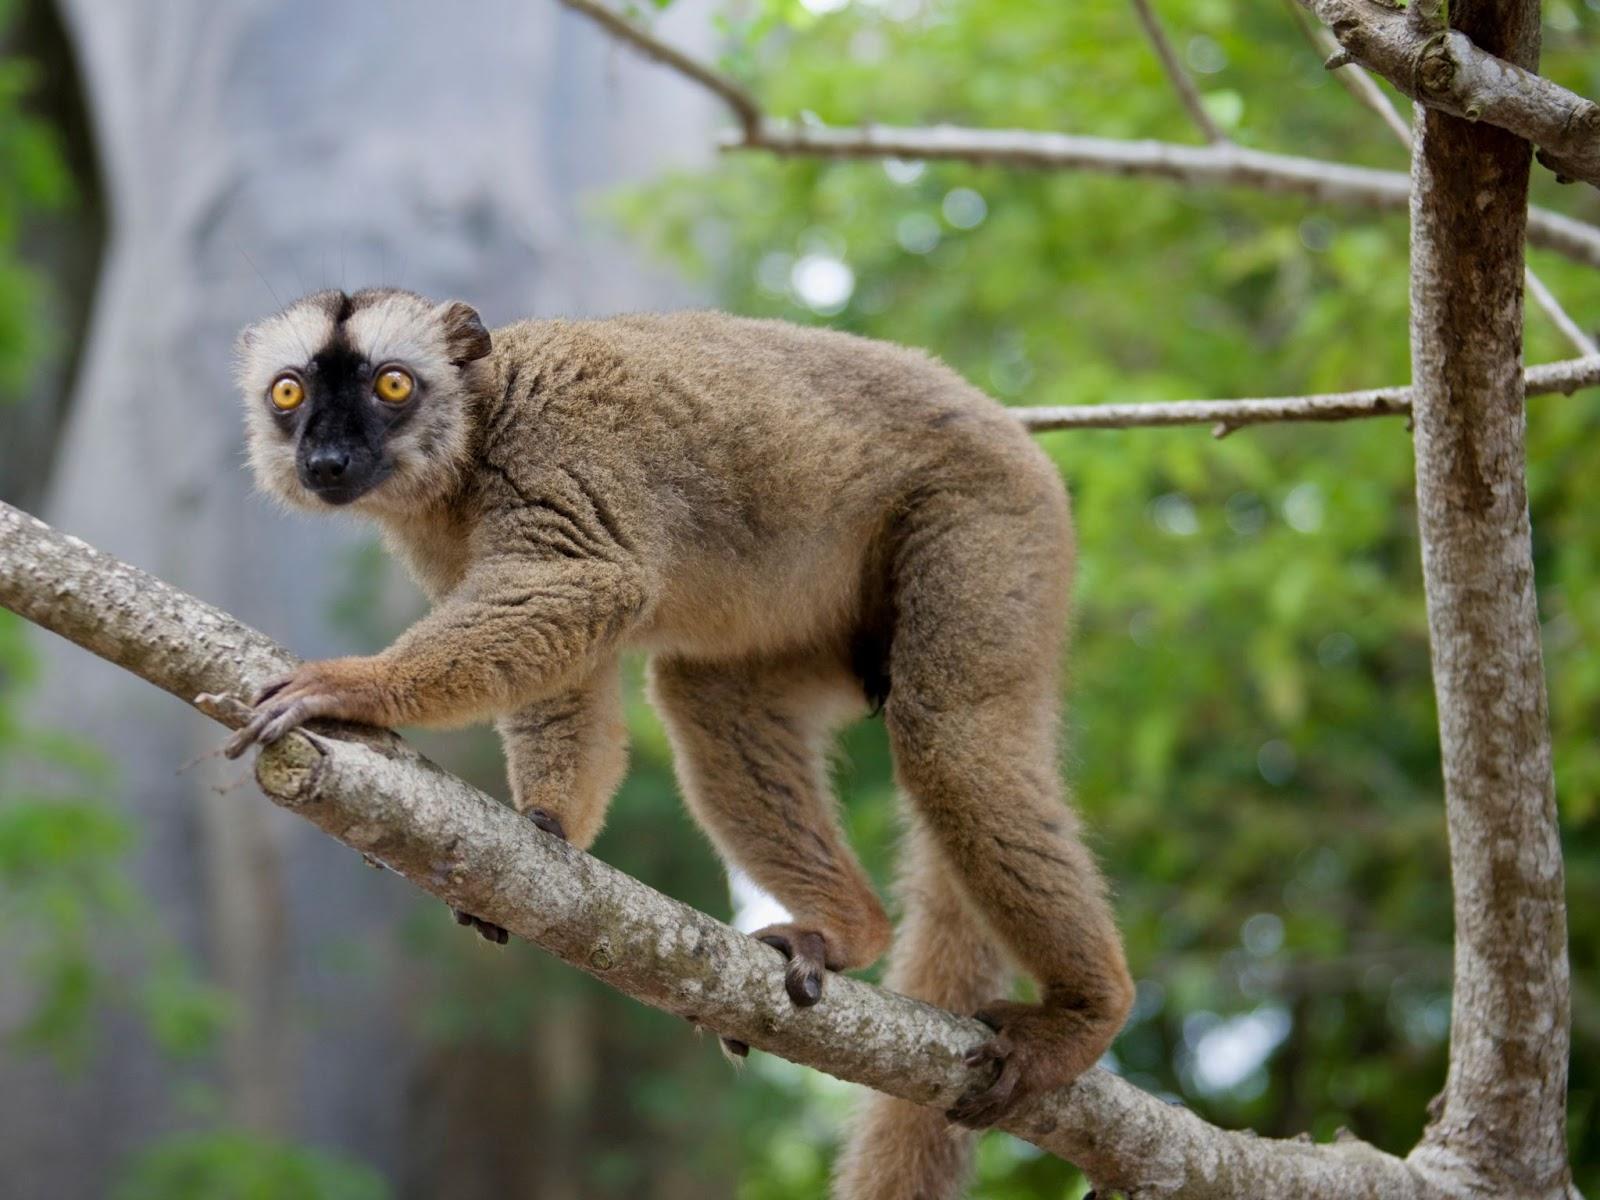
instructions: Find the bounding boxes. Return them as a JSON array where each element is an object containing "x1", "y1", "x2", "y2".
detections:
[
  {"x1": 650, "y1": 654, "x2": 892, "y2": 1009},
  {"x1": 453, "y1": 660, "x2": 629, "y2": 944},
  {"x1": 884, "y1": 472, "x2": 1133, "y2": 1128}
]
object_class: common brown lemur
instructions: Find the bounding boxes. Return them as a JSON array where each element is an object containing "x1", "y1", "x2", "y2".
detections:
[{"x1": 229, "y1": 287, "x2": 1133, "y2": 1200}]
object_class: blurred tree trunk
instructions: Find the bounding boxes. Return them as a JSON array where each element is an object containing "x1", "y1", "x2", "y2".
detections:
[{"x1": 0, "y1": 1, "x2": 711, "y2": 1195}]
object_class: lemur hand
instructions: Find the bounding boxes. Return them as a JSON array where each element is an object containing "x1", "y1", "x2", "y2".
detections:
[{"x1": 223, "y1": 658, "x2": 391, "y2": 758}]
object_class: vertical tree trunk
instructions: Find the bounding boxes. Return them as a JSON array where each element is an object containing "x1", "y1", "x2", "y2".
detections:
[{"x1": 1405, "y1": 2, "x2": 1572, "y2": 1195}]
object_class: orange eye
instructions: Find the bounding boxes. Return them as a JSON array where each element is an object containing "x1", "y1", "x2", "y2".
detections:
[
  {"x1": 375, "y1": 368, "x2": 414, "y2": 404},
  {"x1": 270, "y1": 374, "x2": 304, "y2": 411}
]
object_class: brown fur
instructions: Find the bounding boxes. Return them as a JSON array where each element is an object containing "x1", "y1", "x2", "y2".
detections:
[{"x1": 231, "y1": 294, "x2": 1134, "y2": 1199}]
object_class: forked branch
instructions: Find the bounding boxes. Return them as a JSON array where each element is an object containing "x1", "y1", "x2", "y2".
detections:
[{"x1": 1301, "y1": 0, "x2": 1600, "y2": 189}]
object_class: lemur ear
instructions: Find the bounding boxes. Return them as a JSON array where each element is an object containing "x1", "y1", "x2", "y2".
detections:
[{"x1": 436, "y1": 301, "x2": 492, "y2": 366}]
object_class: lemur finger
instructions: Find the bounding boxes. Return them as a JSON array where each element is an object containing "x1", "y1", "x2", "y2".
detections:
[
  {"x1": 223, "y1": 710, "x2": 277, "y2": 759},
  {"x1": 256, "y1": 704, "x2": 314, "y2": 746},
  {"x1": 252, "y1": 674, "x2": 297, "y2": 705}
]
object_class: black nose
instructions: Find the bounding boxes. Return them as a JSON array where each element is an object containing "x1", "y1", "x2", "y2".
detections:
[{"x1": 305, "y1": 447, "x2": 350, "y2": 486}]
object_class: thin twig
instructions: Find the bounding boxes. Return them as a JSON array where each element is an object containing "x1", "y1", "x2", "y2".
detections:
[
  {"x1": 1284, "y1": 0, "x2": 1414, "y2": 144},
  {"x1": 554, "y1": 0, "x2": 761, "y2": 139},
  {"x1": 1014, "y1": 353, "x2": 1600, "y2": 435},
  {"x1": 1524, "y1": 269, "x2": 1600, "y2": 356},
  {"x1": 1129, "y1": 0, "x2": 1228, "y2": 143},
  {"x1": 551, "y1": 0, "x2": 1600, "y2": 269}
]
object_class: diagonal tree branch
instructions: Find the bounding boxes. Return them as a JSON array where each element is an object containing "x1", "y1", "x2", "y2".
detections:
[
  {"x1": 1302, "y1": 0, "x2": 1600, "y2": 190},
  {"x1": 0, "y1": 500, "x2": 1458, "y2": 1199},
  {"x1": 551, "y1": 0, "x2": 1600, "y2": 268},
  {"x1": 1015, "y1": 352, "x2": 1600, "y2": 435},
  {"x1": 1129, "y1": 0, "x2": 1229, "y2": 144}
]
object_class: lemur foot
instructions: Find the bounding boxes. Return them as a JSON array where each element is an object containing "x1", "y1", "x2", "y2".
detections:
[
  {"x1": 452, "y1": 908, "x2": 509, "y2": 944},
  {"x1": 946, "y1": 998, "x2": 1111, "y2": 1128},
  {"x1": 751, "y1": 924, "x2": 836, "y2": 1008},
  {"x1": 449, "y1": 807, "x2": 568, "y2": 945}
]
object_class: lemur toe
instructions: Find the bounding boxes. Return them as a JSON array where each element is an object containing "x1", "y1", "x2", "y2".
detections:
[
  {"x1": 946, "y1": 998, "x2": 1114, "y2": 1127},
  {"x1": 752, "y1": 925, "x2": 831, "y2": 1008},
  {"x1": 947, "y1": 1033, "x2": 1023, "y2": 1127},
  {"x1": 524, "y1": 807, "x2": 567, "y2": 840},
  {"x1": 719, "y1": 1036, "x2": 750, "y2": 1062},
  {"x1": 450, "y1": 907, "x2": 509, "y2": 944},
  {"x1": 446, "y1": 809, "x2": 562, "y2": 946}
]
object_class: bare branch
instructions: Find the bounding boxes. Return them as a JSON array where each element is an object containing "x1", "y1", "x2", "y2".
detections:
[
  {"x1": 1521, "y1": 205, "x2": 1600, "y2": 271},
  {"x1": 1129, "y1": 0, "x2": 1228, "y2": 144},
  {"x1": 0, "y1": 499, "x2": 1447, "y2": 1198},
  {"x1": 1015, "y1": 353, "x2": 1600, "y2": 435},
  {"x1": 553, "y1": 0, "x2": 760, "y2": 138},
  {"x1": 552, "y1": 0, "x2": 1600, "y2": 268},
  {"x1": 1525, "y1": 270, "x2": 1599, "y2": 357},
  {"x1": 1303, "y1": 0, "x2": 1600, "y2": 190}
]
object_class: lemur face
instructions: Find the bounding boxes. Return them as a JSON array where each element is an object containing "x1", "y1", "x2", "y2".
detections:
[{"x1": 235, "y1": 288, "x2": 491, "y2": 513}]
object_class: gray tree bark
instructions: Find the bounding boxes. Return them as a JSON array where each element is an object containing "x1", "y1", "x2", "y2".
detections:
[
  {"x1": 1401, "y1": 1, "x2": 1573, "y2": 1196},
  {"x1": 1, "y1": 1, "x2": 710, "y2": 1194}
]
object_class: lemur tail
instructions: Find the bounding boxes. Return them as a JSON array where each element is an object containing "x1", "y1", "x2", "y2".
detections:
[{"x1": 831, "y1": 820, "x2": 1009, "y2": 1200}]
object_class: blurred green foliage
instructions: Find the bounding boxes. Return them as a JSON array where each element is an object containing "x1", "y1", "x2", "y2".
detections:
[
  {"x1": 113, "y1": 1131, "x2": 388, "y2": 1200},
  {"x1": 605, "y1": 0, "x2": 1600, "y2": 1193}
]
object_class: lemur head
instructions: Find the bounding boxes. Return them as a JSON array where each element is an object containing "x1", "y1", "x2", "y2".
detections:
[{"x1": 236, "y1": 288, "x2": 493, "y2": 514}]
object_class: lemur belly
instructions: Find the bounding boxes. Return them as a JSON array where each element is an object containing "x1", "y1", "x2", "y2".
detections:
[{"x1": 633, "y1": 531, "x2": 868, "y2": 663}]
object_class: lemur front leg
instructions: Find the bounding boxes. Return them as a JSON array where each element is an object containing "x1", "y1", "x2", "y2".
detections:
[
  {"x1": 225, "y1": 556, "x2": 647, "y2": 755},
  {"x1": 453, "y1": 663, "x2": 628, "y2": 943},
  {"x1": 224, "y1": 557, "x2": 647, "y2": 944}
]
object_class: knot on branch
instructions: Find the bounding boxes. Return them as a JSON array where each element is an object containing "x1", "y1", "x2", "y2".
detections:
[
  {"x1": 1415, "y1": 34, "x2": 1457, "y2": 101},
  {"x1": 254, "y1": 732, "x2": 326, "y2": 803}
]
